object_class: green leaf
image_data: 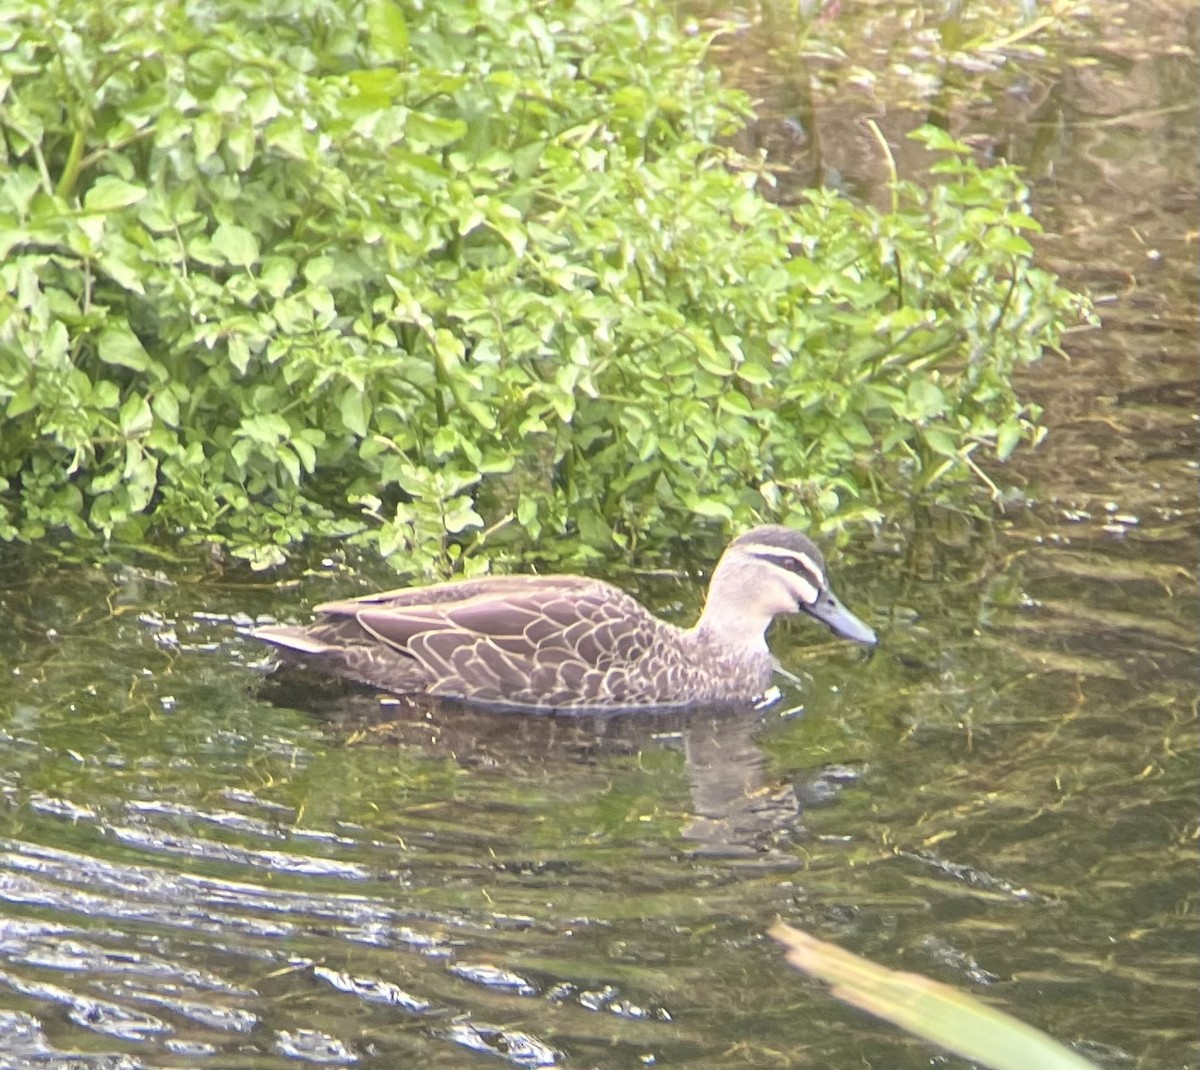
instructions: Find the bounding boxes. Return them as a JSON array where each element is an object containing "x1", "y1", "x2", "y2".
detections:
[
  {"x1": 367, "y1": 0, "x2": 410, "y2": 59},
  {"x1": 689, "y1": 497, "x2": 734, "y2": 520},
  {"x1": 84, "y1": 177, "x2": 147, "y2": 212},
  {"x1": 990, "y1": 233, "x2": 1033, "y2": 256},
  {"x1": 211, "y1": 85, "x2": 247, "y2": 116},
  {"x1": 696, "y1": 347, "x2": 733, "y2": 376},
  {"x1": 735, "y1": 361, "x2": 774, "y2": 386},
  {"x1": 242, "y1": 413, "x2": 291, "y2": 444},
  {"x1": 42, "y1": 319, "x2": 69, "y2": 365},
  {"x1": 260, "y1": 257, "x2": 297, "y2": 298},
  {"x1": 194, "y1": 111, "x2": 223, "y2": 161},
  {"x1": 340, "y1": 390, "x2": 369, "y2": 437},
  {"x1": 264, "y1": 116, "x2": 307, "y2": 159},
  {"x1": 910, "y1": 124, "x2": 971, "y2": 155},
  {"x1": 490, "y1": 213, "x2": 527, "y2": 257},
  {"x1": 278, "y1": 444, "x2": 302, "y2": 485},
  {"x1": 463, "y1": 400, "x2": 498, "y2": 430},
  {"x1": 212, "y1": 224, "x2": 260, "y2": 268},
  {"x1": 226, "y1": 124, "x2": 256, "y2": 171},
  {"x1": 719, "y1": 391, "x2": 753, "y2": 416},
  {"x1": 840, "y1": 417, "x2": 874, "y2": 447},
  {"x1": 443, "y1": 496, "x2": 483, "y2": 534},
  {"x1": 303, "y1": 257, "x2": 336, "y2": 285},
  {"x1": 996, "y1": 420, "x2": 1023, "y2": 460},
  {"x1": 124, "y1": 449, "x2": 158, "y2": 512},
  {"x1": 907, "y1": 379, "x2": 946, "y2": 420},
  {"x1": 7, "y1": 383, "x2": 37, "y2": 418},
  {"x1": 98, "y1": 325, "x2": 151, "y2": 371},
  {"x1": 151, "y1": 390, "x2": 180, "y2": 427},
  {"x1": 517, "y1": 496, "x2": 538, "y2": 529},
  {"x1": 292, "y1": 436, "x2": 317, "y2": 473},
  {"x1": 228, "y1": 336, "x2": 251, "y2": 375},
  {"x1": 923, "y1": 426, "x2": 960, "y2": 458},
  {"x1": 99, "y1": 245, "x2": 146, "y2": 295},
  {"x1": 119, "y1": 394, "x2": 153, "y2": 438},
  {"x1": 405, "y1": 113, "x2": 468, "y2": 149},
  {"x1": 91, "y1": 380, "x2": 120, "y2": 410}
]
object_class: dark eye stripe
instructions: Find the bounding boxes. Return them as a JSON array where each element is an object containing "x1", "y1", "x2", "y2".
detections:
[{"x1": 744, "y1": 545, "x2": 826, "y2": 587}]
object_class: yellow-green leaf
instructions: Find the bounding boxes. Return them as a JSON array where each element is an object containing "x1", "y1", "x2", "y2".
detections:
[
  {"x1": 770, "y1": 923, "x2": 1101, "y2": 1070},
  {"x1": 98, "y1": 325, "x2": 150, "y2": 371},
  {"x1": 923, "y1": 426, "x2": 959, "y2": 458},
  {"x1": 84, "y1": 177, "x2": 147, "y2": 213},
  {"x1": 150, "y1": 390, "x2": 180, "y2": 427},
  {"x1": 996, "y1": 420, "x2": 1023, "y2": 460},
  {"x1": 367, "y1": 0, "x2": 409, "y2": 59},
  {"x1": 212, "y1": 223, "x2": 260, "y2": 268},
  {"x1": 7, "y1": 384, "x2": 37, "y2": 418},
  {"x1": 340, "y1": 390, "x2": 369, "y2": 437},
  {"x1": 194, "y1": 111, "x2": 222, "y2": 161},
  {"x1": 119, "y1": 394, "x2": 153, "y2": 438}
]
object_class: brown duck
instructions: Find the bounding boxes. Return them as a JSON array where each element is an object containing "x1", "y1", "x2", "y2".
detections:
[{"x1": 252, "y1": 525, "x2": 876, "y2": 711}]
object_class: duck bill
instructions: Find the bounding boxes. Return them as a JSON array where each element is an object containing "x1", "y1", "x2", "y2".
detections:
[{"x1": 805, "y1": 590, "x2": 877, "y2": 646}]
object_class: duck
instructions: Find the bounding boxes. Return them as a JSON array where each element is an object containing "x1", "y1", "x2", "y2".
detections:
[{"x1": 251, "y1": 525, "x2": 876, "y2": 711}]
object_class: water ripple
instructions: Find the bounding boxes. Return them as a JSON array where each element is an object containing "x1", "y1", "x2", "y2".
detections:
[
  {"x1": 105, "y1": 825, "x2": 379, "y2": 880},
  {"x1": 440, "y1": 1022, "x2": 561, "y2": 1067},
  {"x1": 0, "y1": 969, "x2": 167, "y2": 1041},
  {"x1": 274, "y1": 1029, "x2": 359, "y2": 1065},
  {"x1": 450, "y1": 962, "x2": 538, "y2": 996},
  {"x1": 0, "y1": 1008, "x2": 145, "y2": 1068},
  {"x1": 312, "y1": 965, "x2": 435, "y2": 1014},
  {"x1": 95, "y1": 980, "x2": 259, "y2": 1032}
]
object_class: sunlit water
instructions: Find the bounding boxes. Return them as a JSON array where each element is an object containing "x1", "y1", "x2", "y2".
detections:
[{"x1": 0, "y1": 5, "x2": 1196, "y2": 1069}]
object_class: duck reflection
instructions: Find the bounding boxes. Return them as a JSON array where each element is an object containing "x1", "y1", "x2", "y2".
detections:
[{"x1": 260, "y1": 674, "x2": 812, "y2": 859}]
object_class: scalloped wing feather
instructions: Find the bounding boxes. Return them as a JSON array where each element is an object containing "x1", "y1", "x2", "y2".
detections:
[{"x1": 354, "y1": 582, "x2": 672, "y2": 706}]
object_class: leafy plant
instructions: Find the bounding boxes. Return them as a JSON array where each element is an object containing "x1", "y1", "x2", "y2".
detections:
[{"x1": 0, "y1": 0, "x2": 1090, "y2": 572}]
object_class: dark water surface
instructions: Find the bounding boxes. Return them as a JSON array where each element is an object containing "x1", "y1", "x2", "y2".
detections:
[{"x1": 1, "y1": 6, "x2": 1196, "y2": 1069}]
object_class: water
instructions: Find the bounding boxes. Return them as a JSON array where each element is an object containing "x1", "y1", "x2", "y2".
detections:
[{"x1": 0, "y1": 5, "x2": 1196, "y2": 1069}]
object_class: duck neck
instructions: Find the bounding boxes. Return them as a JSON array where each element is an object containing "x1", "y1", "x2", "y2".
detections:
[{"x1": 691, "y1": 569, "x2": 774, "y2": 656}]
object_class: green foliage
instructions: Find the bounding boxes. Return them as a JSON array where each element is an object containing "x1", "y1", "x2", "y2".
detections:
[{"x1": 0, "y1": 0, "x2": 1089, "y2": 571}]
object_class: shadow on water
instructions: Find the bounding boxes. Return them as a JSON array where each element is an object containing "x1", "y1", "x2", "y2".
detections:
[{"x1": 0, "y1": 3, "x2": 1197, "y2": 1068}]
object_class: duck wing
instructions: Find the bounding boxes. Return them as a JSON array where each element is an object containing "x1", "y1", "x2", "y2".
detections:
[
  {"x1": 339, "y1": 578, "x2": 667, "y2": 707},
  {"x1": 313, "y1": 574, "x2": 595, "y2": 614}
]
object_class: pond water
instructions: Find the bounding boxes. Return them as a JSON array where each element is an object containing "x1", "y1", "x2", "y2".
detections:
[{"x1": 0, "y1": 5, "x2": 1196, "y2": 1070}]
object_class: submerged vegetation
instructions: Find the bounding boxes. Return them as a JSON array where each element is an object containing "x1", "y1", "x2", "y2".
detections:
[
  {"x1": 0, "y1": 0, "x2": 1089, "y2": 571},
  {"x1": 754, "y1": 0, "x2": 1099, "y2": 96}
]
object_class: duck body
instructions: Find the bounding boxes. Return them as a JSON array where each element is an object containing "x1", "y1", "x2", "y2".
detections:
[{"x1": 252, "y1": 526, "x2": 876, "y2": 712}]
